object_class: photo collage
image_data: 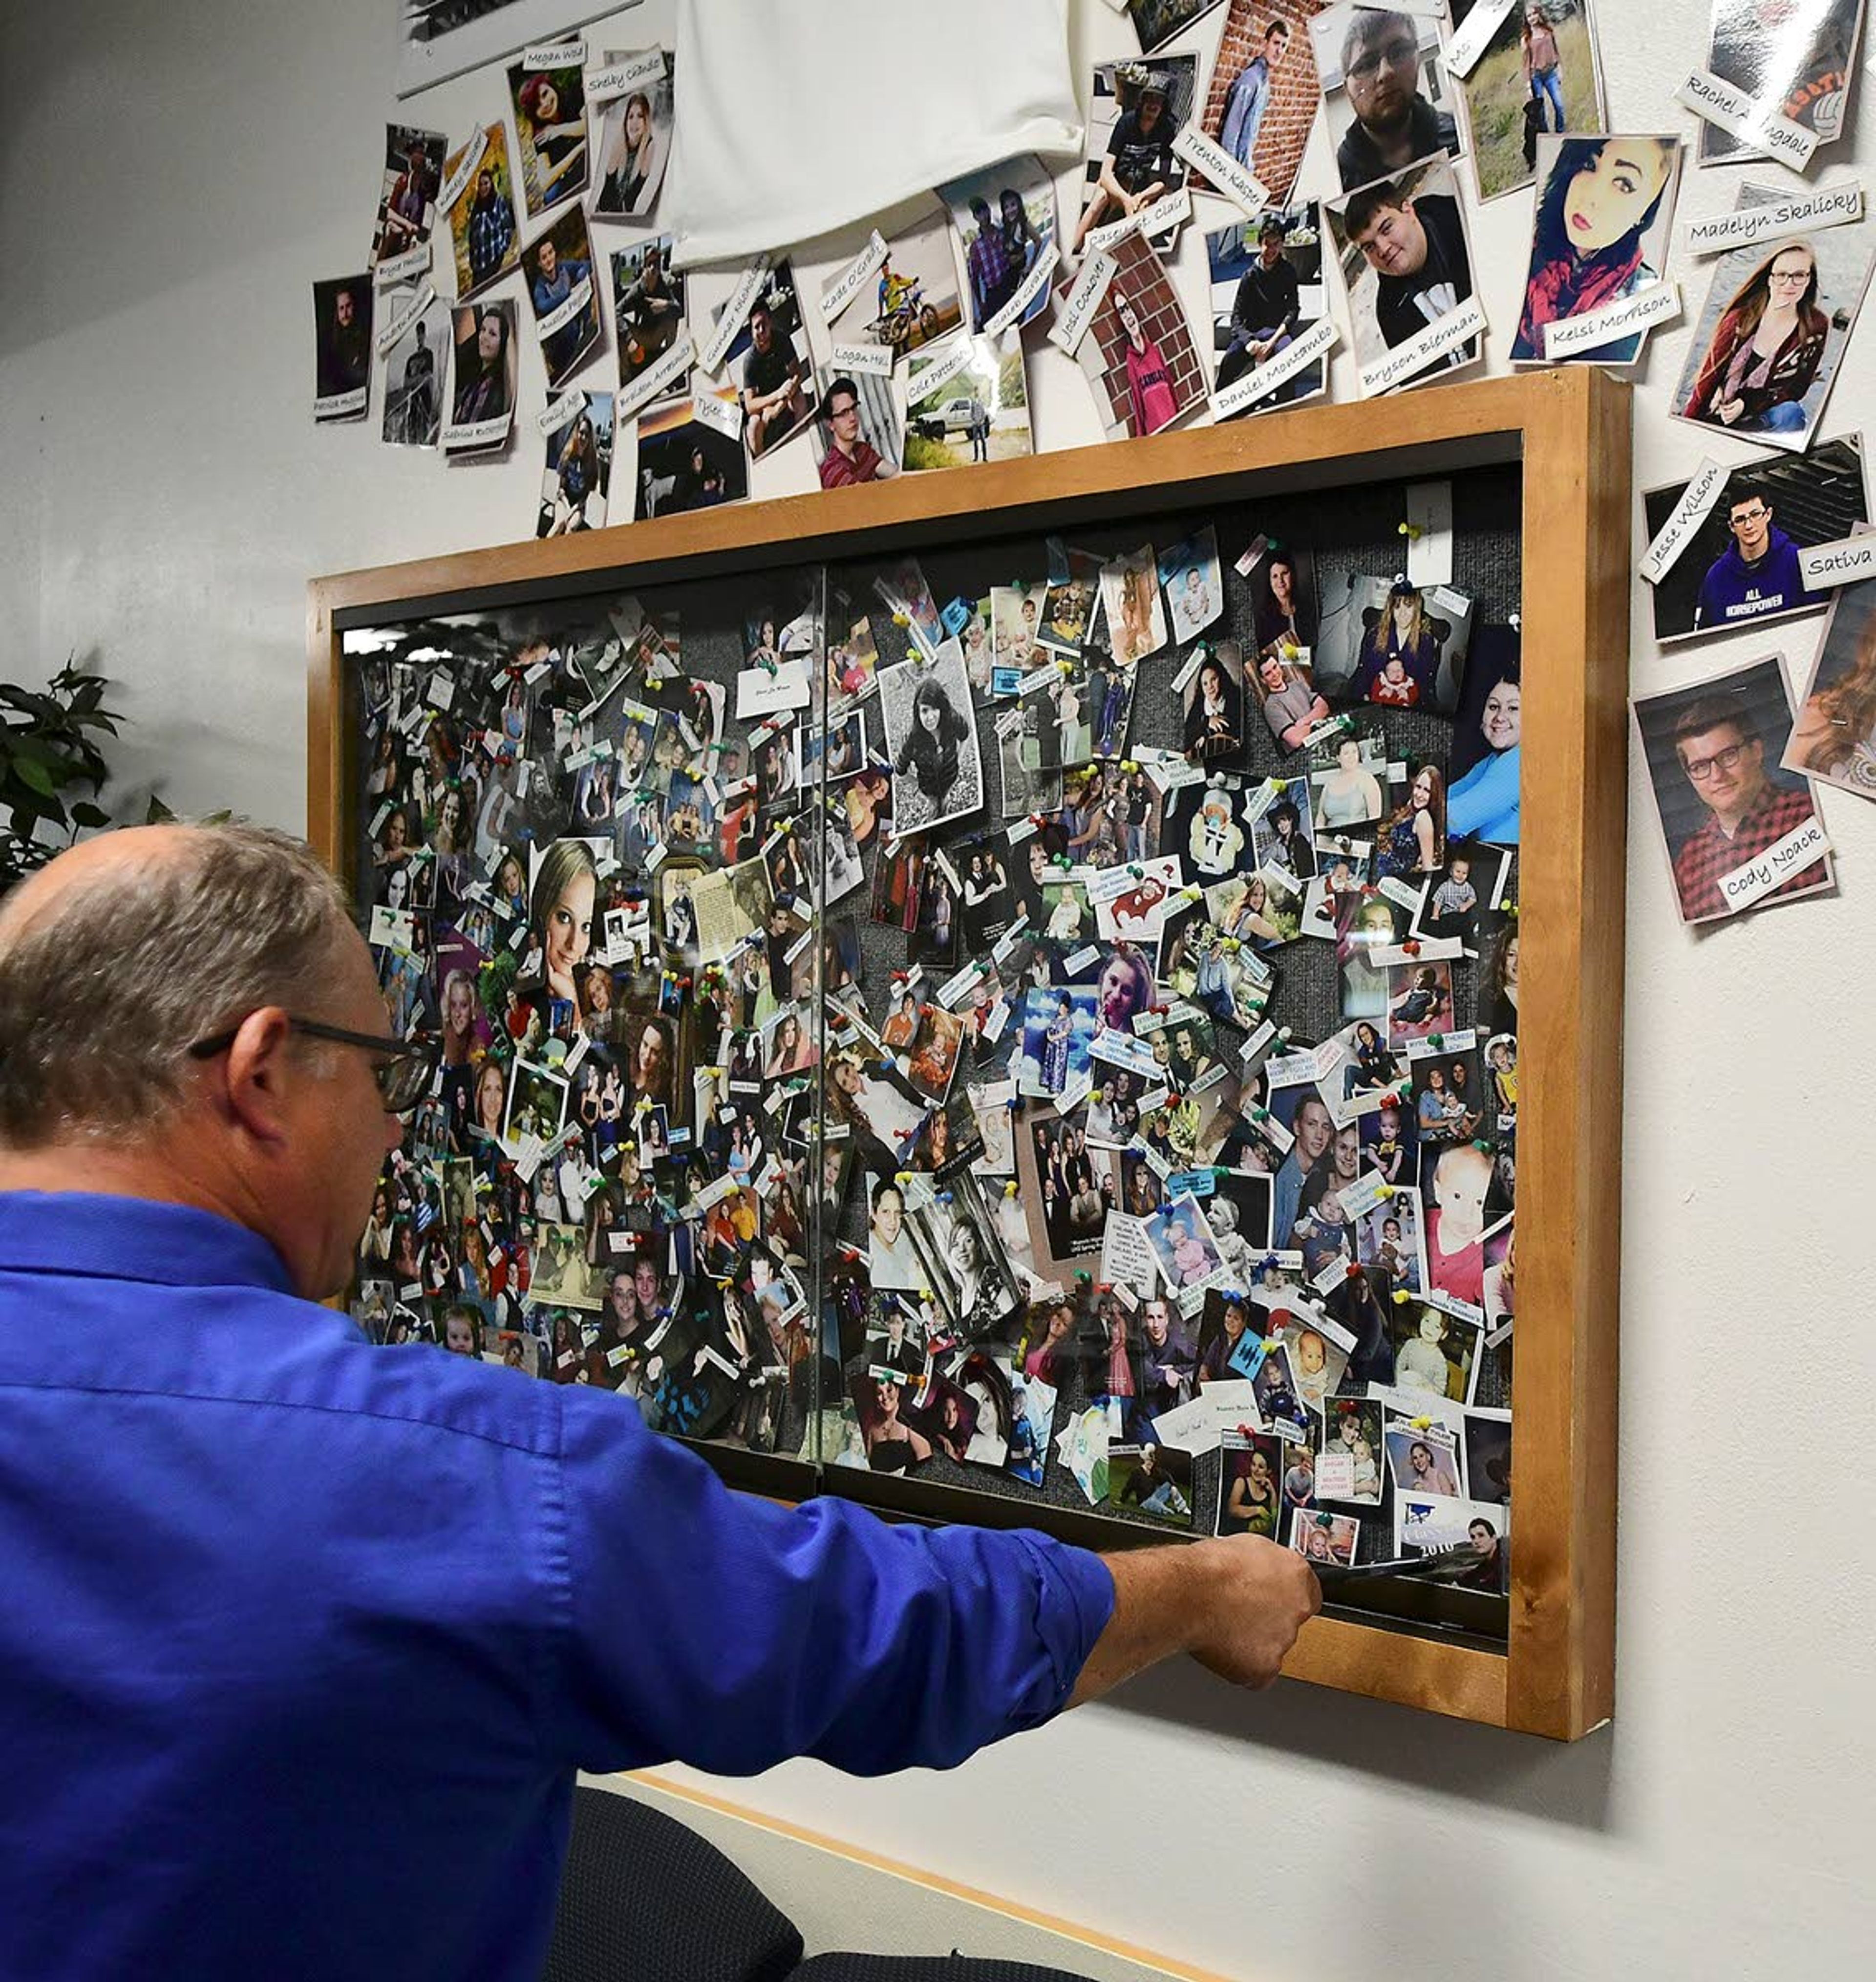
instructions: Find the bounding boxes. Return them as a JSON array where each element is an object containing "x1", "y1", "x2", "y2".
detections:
[{"x1": 343, "y1": 463, "x2": 1520, "y2": 1598}]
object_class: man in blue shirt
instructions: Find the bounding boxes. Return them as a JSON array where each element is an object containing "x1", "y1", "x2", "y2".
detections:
[
  {"x1": 0, "y1": 824, "x2": 1317, "y2": 1982},
  {"x1": 1694, "y1": 486, "x2": 1819, "y2": 630}
]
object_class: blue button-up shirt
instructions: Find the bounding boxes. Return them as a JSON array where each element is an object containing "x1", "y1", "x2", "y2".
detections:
[{"x1": 0, "y1": 1194, "x2": 1114, "y2": 1981}]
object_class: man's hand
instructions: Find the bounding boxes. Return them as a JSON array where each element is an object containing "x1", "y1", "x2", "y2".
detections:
[
  {"x1": 1068, "y1": 1531, "x2": 1321, "y2": 1706},
  {"x1": 1184, "y1": 1534, "x2": 1322, "y2": 1689}
]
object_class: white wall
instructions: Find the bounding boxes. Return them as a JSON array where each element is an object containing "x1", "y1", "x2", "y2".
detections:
[{"x1": 4, "y1": 1, "x2": 1873, "y2": 1976}]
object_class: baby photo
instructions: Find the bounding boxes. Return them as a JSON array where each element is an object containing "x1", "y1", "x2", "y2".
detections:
[
  {"x1": 1144, "y1": 1192, "x2": 1227, "y2": 1294},
  {"x1": 1318, "y1": 1396, "x2": 1384, "y2": 1505},
  {"x1": 1390, "y1": 1298, "x2": 1483, "y2": 1403},
  {"x1": 1158, "y1": 527, "x2": 1224, "y2": 645},
  {"x1": 1291, "y1": 1509, "x2": 1361, "y2": 1566},
  {"x1": 1421, "y1": 1137, "x2": 1496, "y2": 1312},
  {"x1": 1385, "y1": 1418, "x2": 1462, "y2": 1496}
]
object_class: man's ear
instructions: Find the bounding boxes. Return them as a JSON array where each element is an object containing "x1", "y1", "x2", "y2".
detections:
[{"x1": 221, "y1": 1006, "x2": 297, "y2": 1146}]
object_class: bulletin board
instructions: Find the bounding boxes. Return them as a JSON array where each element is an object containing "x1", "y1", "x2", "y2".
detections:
[{"x1": 310, "y1": 367, "x2": 1628, "y2": 1738}]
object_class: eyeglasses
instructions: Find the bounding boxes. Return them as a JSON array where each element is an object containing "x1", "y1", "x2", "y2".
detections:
[
  {"x1": 1347, "y1": 38, "x2": 1417, "y2": 79},
  {"x1": 188, "y1": 1018, "x2": 440, "y2": 1114},
  {"x1": 1681, "y1": 742, "x2": 1748, "y2": 783},
  {"x1": 1728, "y1": 507, "x2": 1769, "y2": 527},
  {"x1": 1768, "y1": 269, "x2": 1810, "y2": 285}
]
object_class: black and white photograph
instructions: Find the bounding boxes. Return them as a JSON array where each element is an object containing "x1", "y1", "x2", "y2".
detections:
[
  {"x1": 877, "y1": 640, "x2": 985, "y2": 835},
  {"x1": 378, "y1": 286, "x2": 446, "y2": 447},
  {"x1": 592, "y1": 50, "x2": 674, "y2": 219}
]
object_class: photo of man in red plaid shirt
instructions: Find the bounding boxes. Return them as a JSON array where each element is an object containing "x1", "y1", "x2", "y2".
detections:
[{"x1": 1666, "y1": 689, "x2": 1828, "y2": 921}]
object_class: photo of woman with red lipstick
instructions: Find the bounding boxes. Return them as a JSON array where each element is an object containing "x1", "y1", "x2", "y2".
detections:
[{"x1": 1512, "y1": 134, "x2": 1682, "y2": 366}]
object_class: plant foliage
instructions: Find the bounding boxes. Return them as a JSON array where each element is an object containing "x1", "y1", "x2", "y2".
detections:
[{"x1": 0, "y1": 662, "x2": 122, "y2": 895}]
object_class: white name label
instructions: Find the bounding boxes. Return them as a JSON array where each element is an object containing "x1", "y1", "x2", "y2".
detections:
[
  {"x1": 1360, "y1": 294, "x2": 1486, "y2": 396},
  {"x1": 698, "y1": 255, "x2": 772, "y2": 375},
  {"x1": 616, "y1": 332, "x2": 695, "y2": 419},
  {"x1": 375, "y1": 282, "x2": 436, "y2": 355},
  {"x1": 1443, "y1": 0, "x2": 1518, "y2": 77},
  {"x1": 1084, "y1": 185, "x2": 1191, "y2": 254},
  {"x1": 1677, "y1": 68, "x2": 1820, "y2": 171},
  {"x1": 537, "y1": 274, "x2": 594, "y2": 341},
  {"x1": 587, "y1": 48, "x2": 663, "y2": 104},
  {"x1": 1640, "y1": 456, "x2": 1729, "y2": 583},
  {"x1": 1047, "y1": 247, "x2": 1117, "y2": 355},
  {"x1": 523, "y1": 39, "x2": 585, "y2": 70},
  {"x1": 690, "y1": 388, "x2": 743, "y2": 440},
  {"x1": 1171, "y1": 124, "x2": 1269, "y2": 219},
  {"x1": 1797, "y1": 532, "x2": 1876, "y2": 588},
  {"x1": 1719, "y1": 814, "x2": 1831, "y2": 910},
  {"x1": 908, "y1": 336, "x2": 977, "y2": 406},
  {"x1": 373, "y1": 241, "x2": 430, "y2": 289},
  {"x1": 820, "y1": 230, "x2": 890, "y2": 324},
  {"x1": 439, "y1": 126, "x2": 490, "y2": 215},
  {"x1": 830, "y1": 341, "x2": 895, "y2": 378},
  {"x1": 1212, "y1": 317, "x2": 1337, "y2": 418},
  {"x1": 443, "y1": 411, "x2": 510, "y2": 451},
  {"x1": 1684, "y1": 181, "x2": 1862, "y2": 254},
  {"x1": 536, "y1": 387, "x2": 589, "y2": 436},
  {"x1": 983, "y1": 242, "x2": 1059, "y2": 337},
  {"x1": 1543, "y1": 279, "x2": 1679, "y2": 358},
  {"x1": 315, "y1": 388, "x2": 369, "y2": 421}
]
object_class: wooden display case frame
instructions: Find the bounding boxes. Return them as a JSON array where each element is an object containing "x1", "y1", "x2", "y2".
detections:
[{"x1": 309, "y1": 368, "x2": 1628, "y2": 1740}]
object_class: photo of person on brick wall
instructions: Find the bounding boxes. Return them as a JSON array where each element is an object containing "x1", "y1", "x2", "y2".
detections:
[
  {"x1": 1198, "y1": 1, "x2": 1328, "y2": 208},
  {"x1": 1069, "y1": 233, "x2": 1204, "y2": 440}
]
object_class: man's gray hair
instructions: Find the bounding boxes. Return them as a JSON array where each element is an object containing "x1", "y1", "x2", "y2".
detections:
[{"x1": 0, "y1": 823, "x2": 356, "y2": 1146}]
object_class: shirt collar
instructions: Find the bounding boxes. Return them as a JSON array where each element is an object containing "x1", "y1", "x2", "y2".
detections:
[{"x1": 0, "y1": 1192, "x2": 298, "y2": 1295}]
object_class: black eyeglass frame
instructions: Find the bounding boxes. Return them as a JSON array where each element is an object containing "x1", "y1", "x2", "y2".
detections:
[{"x1": 188, "y1": 1017, "x2": 440, "y2": 1114}]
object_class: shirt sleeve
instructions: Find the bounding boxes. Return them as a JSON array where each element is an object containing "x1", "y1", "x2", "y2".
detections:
[{"x1": 546, "y1": 1385, "x2": 1117, "y2": 1777}]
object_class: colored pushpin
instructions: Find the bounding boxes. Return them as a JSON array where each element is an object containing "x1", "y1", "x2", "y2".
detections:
[
  {"x1": 1004, "y1": 1182, "x2": 1019, "y2": 1198},
  {"x1": 1402, "y1": 940, "x2": 1421, "y2": 958},
  {"x1": 1392, "y1": 1289, "x2": 1410, "y2": 1305},
  {"x1": 1075, "y1": 1270, "x2": 1091, "y2": 1285},
  {"x1": 1429, "y1": 1033, "x2": 1445, "y2": 1050},
  {"x1": 1345, "y1": 1262, "x2": 1363, "y2": 1280},
  {"x1": 1398, "y1": 520, "x2": 1422, "y2": 540},
  {"x1": 1411, "y1": 1416, "x2": 1432, "y2": 1431}
]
